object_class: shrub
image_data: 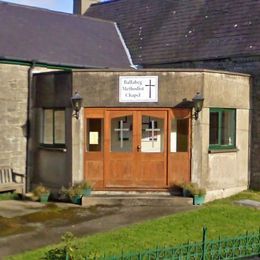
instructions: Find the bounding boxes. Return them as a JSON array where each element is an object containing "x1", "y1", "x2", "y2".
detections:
[
  {"x1": 76, "y1": 180, "x2": 92, "y2": 190},
  {"x1": 43, "y1": 232, "x2": 79, "y2": 260},
  {"x1": 61, "y1": 185, "x2": 83, "y2": 199},
  {"x1": 32, "y1": 184, "x2": 50, "y2": 197}
]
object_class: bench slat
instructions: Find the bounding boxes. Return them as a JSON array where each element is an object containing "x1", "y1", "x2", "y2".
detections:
[
  {"x1": 0, "y1": 168, "x2": 24, "y2": 193},
  {"x1": 1, "y1": 168, "x2": 13, "y2": 184}
]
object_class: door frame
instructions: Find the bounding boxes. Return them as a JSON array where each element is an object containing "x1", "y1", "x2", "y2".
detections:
[{"x1": 84, "y1": 107, "x2": 191, "y2": 190}]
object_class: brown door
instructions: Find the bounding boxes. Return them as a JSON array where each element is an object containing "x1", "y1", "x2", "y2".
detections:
[
  {"x1": 105, "y1": 110, "x2": 167, "y2": 188},
  {"x1": 84, "y1": 108, "x2": 191, "y2": 190},
  {"x1": 84, "y1": 109, "x2": 105, "y2": 188},
  {"x1": 136, "y1": 110, "x2": 167, "y2": 187},
  {"x1": 168, "y1": 109, "x2": 191, "y2": 185},
  {"x1": 104, "y1": 110, "x2": 136, "y2": 187}
]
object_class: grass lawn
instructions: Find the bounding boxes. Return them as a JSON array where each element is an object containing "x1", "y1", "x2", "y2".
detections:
[
  {"x1": 0, "y1": 192, "x2": 19, "y2": 201},
  {"x1": 7, "y1": 190, "x2": 260, "y2": 260}
]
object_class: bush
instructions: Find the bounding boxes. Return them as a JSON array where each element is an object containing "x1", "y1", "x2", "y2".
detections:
[
  {"x1": 188, "y1": 183, "x2": 206, "y2": 196},
  {"x1": 61, "y1": 185, "x2": 83, "y2": 199},
  {"x1": 32, "y1": 184, "x2": 50, "y2": 197},
  {"x1": 76, "y1": 180, "x2": 92, "y2": 190},
  {"x1": 43, "y1": 232, "x2": 80, "y2": 260},
  {"x1": 178, "y1": 182, "x2": 206, "y2": 196}
]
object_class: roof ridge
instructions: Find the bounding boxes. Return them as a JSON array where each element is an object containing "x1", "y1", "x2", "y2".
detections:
[{"x1": 91, "y1": 0, "x2": 123, "y2": 7}]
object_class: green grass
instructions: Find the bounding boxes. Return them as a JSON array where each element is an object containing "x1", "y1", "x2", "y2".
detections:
[
  {"x1": 7, "y1": 190, "x2": 260, "y2": 260},
  {"x1": 0, "y1": 192, "x2": 18, "y2": 201}
]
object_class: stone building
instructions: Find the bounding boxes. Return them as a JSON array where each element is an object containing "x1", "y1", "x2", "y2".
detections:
[
  {"x1": 33, "y1": 69, "x2": 250, "y2": 201},
  {"x1": 0, "y1": 0, "x2": 256, "y2": 199},
  {"x1": 0, "y1": 2, "x2": 130, "y2": 191},
  {"x1": 84, "y1": 0, "x2": 260, "y2": 189}
]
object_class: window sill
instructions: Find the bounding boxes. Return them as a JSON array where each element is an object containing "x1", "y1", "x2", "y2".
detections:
[
  {"x1": 39, "y1": 146, "x2": 67, "y2": 152},
  {"x1": 208, "y1": 148, "x2": 239, "y2": 154}
]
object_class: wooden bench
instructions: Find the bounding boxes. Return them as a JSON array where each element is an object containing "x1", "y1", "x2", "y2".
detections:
[{"x1": 0, "y1": 167, "x2": 24, "y2": 194}]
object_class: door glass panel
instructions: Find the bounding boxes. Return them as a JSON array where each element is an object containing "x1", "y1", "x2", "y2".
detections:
[
  {"x1": 111, "y1": 116, "x2": 133, "y2": 152},
  {"x1": 141, "y1": 116, "x2": 164, "y2": 153},
  {"x1": 171, "y1": 119, "x2": 189, "y2": 152},
  {"x1": 87, "y1": 118, "x2": 103, "y2": 152}
]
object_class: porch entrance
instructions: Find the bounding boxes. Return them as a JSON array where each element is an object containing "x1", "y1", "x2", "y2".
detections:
[{"x1": 84, "y1": 108, "x2": 191, "y2": 190}]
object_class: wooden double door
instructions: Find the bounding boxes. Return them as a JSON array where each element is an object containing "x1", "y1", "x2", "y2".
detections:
[{"x1": 84, "y1": 108, "x2": 191, "y2": 190}]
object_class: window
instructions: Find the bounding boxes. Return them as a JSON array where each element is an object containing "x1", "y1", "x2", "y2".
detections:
[
  {"x1": 141, "y1": 116, "x2": 164, "y2": 153},
  {"x1": 209, "y1": 108, "x2": 236, "y2": 149},
  {"x1": 111, "y1": 115, "x2": 133, "y2": 152},
  {"x1": 42, "y1": 109, "x2": 65, "y2": 147},
  {"x1": 86, "y1": 118, "x2": 103, "y2": 152},
  {"x1": 170, "y1": 118, "x2": 189, "y2": 152}
]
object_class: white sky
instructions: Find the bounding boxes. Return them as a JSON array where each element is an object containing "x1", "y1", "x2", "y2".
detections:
[{"x1": 3, "y1": 0, "x2": 73, "y2": 13}]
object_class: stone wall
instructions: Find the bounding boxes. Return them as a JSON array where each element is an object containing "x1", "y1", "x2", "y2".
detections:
[
  {"x1": 146, "y1": 56, "x2": 260, "y2": 190},
  {"x1": 191, "y1": 72, "x2": 250, "y2": 200},
  {"x1": 0, "y1": 63, "x2": 28, "y2": 176}
]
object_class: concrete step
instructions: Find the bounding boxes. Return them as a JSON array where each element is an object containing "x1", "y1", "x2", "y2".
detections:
[{"x1": 82, "y1": 194, "x2": 193, "y2": 207}]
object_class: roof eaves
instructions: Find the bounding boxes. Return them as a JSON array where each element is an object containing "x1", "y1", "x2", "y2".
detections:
[
  {"x1": 0, "y1": 56, "x2": 108, "y2": 70},
  {"x1": 141, "y1": 53, "x2": 260, "y2": 67}
]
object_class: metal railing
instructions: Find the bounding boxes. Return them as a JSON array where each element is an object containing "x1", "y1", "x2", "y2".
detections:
[{"x1": 93, "y1": 228, "x2": 260, "y2": 260}]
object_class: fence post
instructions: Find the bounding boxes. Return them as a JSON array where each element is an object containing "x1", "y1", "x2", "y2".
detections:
[
  {"x1": 202, "y1": 227, "x2": 207, "y2": 260},
  {"x1": 259, "y1": 228, "x2": 260, "y2": 255}
]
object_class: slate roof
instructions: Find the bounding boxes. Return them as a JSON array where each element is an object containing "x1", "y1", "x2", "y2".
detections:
[
  {"x1": 0, "y1": 1, "x2": 130, "y2": 68},
  {"x1": 86, "y1": 0, "x2": 260, "y2": 66}
]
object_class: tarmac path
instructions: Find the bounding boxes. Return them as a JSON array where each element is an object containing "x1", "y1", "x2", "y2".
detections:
[{"x1": 0, "y1": 200, "x2": 193, "y2": 259}]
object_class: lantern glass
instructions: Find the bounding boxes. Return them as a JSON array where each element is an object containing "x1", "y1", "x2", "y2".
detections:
[
  {"x1": 192, "y1": 92, "x2": 204, "y2": 113},
  {"x1": 71, "y1": 92, "x2": 83, "y2": 112}
]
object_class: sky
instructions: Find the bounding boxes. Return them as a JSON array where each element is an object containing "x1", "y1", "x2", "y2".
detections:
[
  {"x1": 2, "y1": 0, "x2": 73, "y2": 13},
  {"x1": 2, "y1": 0, "x2": 110, "y2": 13}
]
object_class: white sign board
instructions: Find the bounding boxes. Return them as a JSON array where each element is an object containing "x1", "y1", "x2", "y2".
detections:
[
  {"x1": 89, "y1": 132, "x2": 99, "y2": 145},
  {"x1": 119, "y1": 76, "x2": 158, "y2": 102}
]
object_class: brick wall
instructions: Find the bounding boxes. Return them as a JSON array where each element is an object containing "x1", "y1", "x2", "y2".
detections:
[
  {"x1": 146, "y1": 56, "x2": 260, "y2": 189},
  {"x1": 0, "y1": 63, "x2": 28, "y2": 176}
]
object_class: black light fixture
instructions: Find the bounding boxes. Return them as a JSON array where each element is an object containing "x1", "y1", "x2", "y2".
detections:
[
  {"x1": 192, "y1": 92, "x2": 204, "y2": 120},
  {"x1": 71, "y1": 91, "x2": 83, "y2": 119}
]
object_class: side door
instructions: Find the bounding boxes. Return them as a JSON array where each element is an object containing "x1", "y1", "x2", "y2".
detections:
[{"x1": 168, "y1": 109, "x2": 191, "y2": 186}]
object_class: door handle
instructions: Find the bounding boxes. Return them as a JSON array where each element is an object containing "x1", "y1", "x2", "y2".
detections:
[{"x1": 137, "y1": 145, "x2": 141, "y2": 151}]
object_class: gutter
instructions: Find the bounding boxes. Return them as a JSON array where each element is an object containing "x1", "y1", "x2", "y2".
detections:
[
  {"x1": 0, "y1": 57, "x2": 107, "y2": 70},
  {"x1": 25, "y1": 61, "x2": 36, "y2": 192}
]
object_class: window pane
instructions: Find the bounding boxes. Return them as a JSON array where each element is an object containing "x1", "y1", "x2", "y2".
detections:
[
  {"x1": 111, "y1": 116, "x2": 133, "y2": 152},
  {"x1": 43, "y1": 109, "x2": 53, "y2": 144},
  {"x1": 87, "y1": 119, "x2": 103, "y2": 152},
  {"x1": 171, "y1": 119, "x2": 189, "y2": 152},
  {"x1": 221, "y1": 110, "x2": 234, "y2": 145},
  {"x1": 141, "y1": 116, "x2": 164, "y2": 153},
  {"x1": 54, "y1": 111, "x2": 65, "y2": 144},
  {"x1": 210, "y1": 112, "x2": 219, "y2": 145},
  {"x1": 171, "y1": 119, "x2": 177, "y2": 152}
]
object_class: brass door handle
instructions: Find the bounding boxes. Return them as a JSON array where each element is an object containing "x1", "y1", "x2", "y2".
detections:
[{"x1": 137, "y1": 145, "x2": 141, "y2": 151}]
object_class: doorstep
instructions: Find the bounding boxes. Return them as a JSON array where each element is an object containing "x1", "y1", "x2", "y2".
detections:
[{"x1": 82, "y1": 192, "x2": 193, "y2": 207}]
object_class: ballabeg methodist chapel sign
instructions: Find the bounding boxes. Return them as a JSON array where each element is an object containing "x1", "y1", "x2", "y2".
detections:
[{"x1": 119, "y1": 76, "x2": 158, "y2": 102}]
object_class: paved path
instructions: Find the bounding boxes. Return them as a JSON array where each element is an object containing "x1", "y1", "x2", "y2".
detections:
[{"x1": 0, "y1": 200, "x2": 193, "y2": 259}]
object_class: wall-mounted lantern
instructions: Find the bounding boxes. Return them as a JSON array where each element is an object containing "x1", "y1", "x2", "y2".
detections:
[
  {"x1": 71, "y1": 91, "x2": 83, "y2": 119},
  {"x1": 192, "y1": 92, "x2": 204, "y2": 120}
]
